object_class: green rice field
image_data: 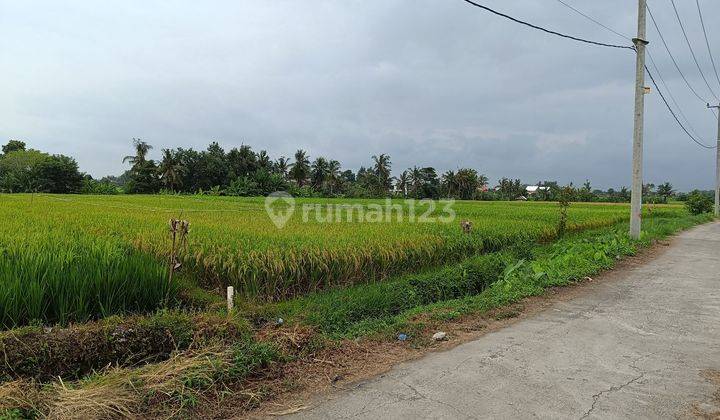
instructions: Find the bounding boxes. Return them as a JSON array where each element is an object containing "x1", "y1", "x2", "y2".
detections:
[{"x1": 0, "y1": 194, "x2": 686, "y2": 327}]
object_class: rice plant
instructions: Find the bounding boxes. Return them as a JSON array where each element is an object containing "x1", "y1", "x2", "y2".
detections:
[
  {"x1": 0, "y1": 194, "x2": 688, "y2": 324},
  {"x1": 0, "y1": 201, "x2": 175, "y2": 328}
]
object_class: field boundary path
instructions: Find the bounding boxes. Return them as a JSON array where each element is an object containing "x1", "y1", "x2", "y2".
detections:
[{"x1": 286, "y1": 222, "x2": 720, "y2": 419}]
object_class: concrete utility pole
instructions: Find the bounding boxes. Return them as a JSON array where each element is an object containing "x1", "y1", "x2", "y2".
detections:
[
  {"x1": 709, "y1": 103, "x2": 720, "y2": 216},
  {"x1": 630, "y1": 0, "x2": 649, "y2": 240}
]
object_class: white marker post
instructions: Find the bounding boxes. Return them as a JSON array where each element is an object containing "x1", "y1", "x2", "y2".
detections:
[{"x1": 227, "y1": 286, "x2": 234, "y2": 314}]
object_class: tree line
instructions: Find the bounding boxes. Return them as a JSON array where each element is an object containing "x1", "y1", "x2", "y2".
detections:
[
  {"x1": 0, "y1": 138, "x2": 709, "y2": 203},
  {"x1": 0, "y1": 140, "x2": 84, "y2": 194}
]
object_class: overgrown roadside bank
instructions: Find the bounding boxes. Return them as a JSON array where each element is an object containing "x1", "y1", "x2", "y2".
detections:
[{"x1": 0, "y1": 213, "x2": 713, "y2": 419}]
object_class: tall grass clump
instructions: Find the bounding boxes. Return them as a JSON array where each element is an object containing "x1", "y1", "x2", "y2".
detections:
[{"x1": 0, "y1": 230, "x2": 174, "y2": 328}]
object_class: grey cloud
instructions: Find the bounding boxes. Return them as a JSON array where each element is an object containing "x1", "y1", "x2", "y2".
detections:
[{"x1": 1, "y1": 0, "x2": 719, "y2": 190}]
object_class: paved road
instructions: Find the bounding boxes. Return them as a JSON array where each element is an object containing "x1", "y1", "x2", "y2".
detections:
[{"x1": 289, "y1": 222, "x2": 720, "y2": 419}]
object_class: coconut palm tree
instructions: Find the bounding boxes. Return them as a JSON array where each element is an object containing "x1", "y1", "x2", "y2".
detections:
[
  {"x1": 257, "y1": 150, "x2": 272, "y2": 171},
  {"x1": 275, "y1": 156, "x2": 290, "y2": 179},
  {"x1": 455, "y1": 168, "x2": 480, "y2": 200},
  {"x1": 158, "y1": 149, "x2": 185, "y2": 191},
  {"x1": 477, "y1": 174, "x2": 489, "y2": 189},
  {"x1": 289, "y1": 149, "x2": 310, "y2": 186},
  {"x1": 441, "y1": 170, "x2": 458, "y2": 198},
  {"x1": 327, "y1": 160, "x2": 341, "y2": 195},
  {"x1": 372, "y1": 154, "x2": 392, "y2": 194},
  {"x1": 311, "y1": 157, "x2": 330, "y2": 190},
  {"x1": 122, "y1": 138, "x2": 152, "y2": 166},
  {"x1": 227, "y1": 145, "x2": 258, "y2": 178},
  {"x1": 409, "y1": 166, "x2": 423, "y2": 198},
  {"x1": 396, "y1": 170, "x2": 409, "y2": 198}
]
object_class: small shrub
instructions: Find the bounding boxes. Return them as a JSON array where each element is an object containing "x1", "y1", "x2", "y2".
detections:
[
  {"x1": 685, "y1": 190, "x2": 714, "y2": 215},
  {"x1": 225, "y1": 341, "x2": 281, "y2": 380},
  {"x1": 80, "y1": 178, "x2": 119, "y2": 195},
  {"x1": 557, "y1": 185, "x2": 575, "y2": 237}
]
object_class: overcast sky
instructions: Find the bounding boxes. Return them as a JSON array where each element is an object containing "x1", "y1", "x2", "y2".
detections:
[{"x1": 2, "y1": 0, "x2": 719, "y2": 190}]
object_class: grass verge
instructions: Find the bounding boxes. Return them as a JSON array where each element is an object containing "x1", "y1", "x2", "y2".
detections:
[{"x1": 251, "y1": 213, "x2": 712, "y2": 340}]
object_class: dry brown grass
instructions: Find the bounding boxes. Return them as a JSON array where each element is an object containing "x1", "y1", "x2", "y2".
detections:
[
  {"x1": 0, "y1": 346, "x2": 234, "y2": 419},
  {"x1": 0, "y1": 380, "x2": 40, "y2": 412},
  {"x1": 46, "y1": 380, "x2": 137, "y2": 420}
]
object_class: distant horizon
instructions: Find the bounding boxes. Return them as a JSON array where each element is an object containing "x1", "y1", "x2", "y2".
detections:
[{"x1": 9, "y1": 138, "x2": 708, "y2": 193}]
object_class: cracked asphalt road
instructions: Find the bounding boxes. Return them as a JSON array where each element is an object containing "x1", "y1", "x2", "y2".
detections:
[{"x1": 286, "y1": 222, "x2": 720, "y2": 419}]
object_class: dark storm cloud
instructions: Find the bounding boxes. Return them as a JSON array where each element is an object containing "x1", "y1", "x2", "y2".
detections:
[{"x1": 1, "y1": 0, "x2": 719, "y2": 190}]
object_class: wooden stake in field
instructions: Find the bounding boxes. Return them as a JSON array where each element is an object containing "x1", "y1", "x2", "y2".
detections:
[{"x1": 168, "y1": 219, "x2": 190, "y2": 285}]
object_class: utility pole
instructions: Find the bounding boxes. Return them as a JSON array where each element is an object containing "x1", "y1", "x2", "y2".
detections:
[
  {"x1": 630, "y1": 0, "x2": 649, "y2": 240},
  {"x1": 709, "y1": 103, "x2": 720, "y2": 216}
]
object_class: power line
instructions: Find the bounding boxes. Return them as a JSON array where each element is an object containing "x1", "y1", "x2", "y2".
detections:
[
  {"x1": 552, "y1": 0, "x2": 717, "y2": 121},
  {"x1": 695, "y1": 0, "x2": 720, "y2": 93},
  {"x1": 462, "y1": 0, "x2": 716, "y2": 148},
  {"x1": 669, "y1": 0, "x2": 719, "y2": 101},
  {"x1": 646, "y1": 49, "x2": 694, "y2": 129},
  {"x1": 646, "y1": 49, "x2": 708, "y2": 138},
  {"x1": 552, "y1": 0, "x2": 630, "y2": 41},
  {"x1": 645, "y1": 65, "x2": 717, "y2": 149},
  {"x1": 460, "y1": 0, "x2": 634, "y2": 50},
  {"x1": 646, "y1": 4, "x2": 708, "y2": 104}
]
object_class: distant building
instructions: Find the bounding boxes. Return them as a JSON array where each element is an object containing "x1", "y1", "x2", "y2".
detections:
[{"x1": 525, "y1": 185, "x2": 549, "y2": 195}]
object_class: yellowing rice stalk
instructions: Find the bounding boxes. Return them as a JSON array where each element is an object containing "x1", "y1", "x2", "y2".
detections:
[{"x1": 0, "y1": 194, "x2": 685, "y2": 327}]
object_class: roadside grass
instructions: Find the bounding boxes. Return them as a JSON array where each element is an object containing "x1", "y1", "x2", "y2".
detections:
[
  {"x1": 0, "y1": 212, "x2": 712, "y2": 418},
  {"x1": 250, "y1": 212, "x2": 712, "y2": 341},
  {"x1": 379, "y1": 213, "x2": 712, "y2": 341}
]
